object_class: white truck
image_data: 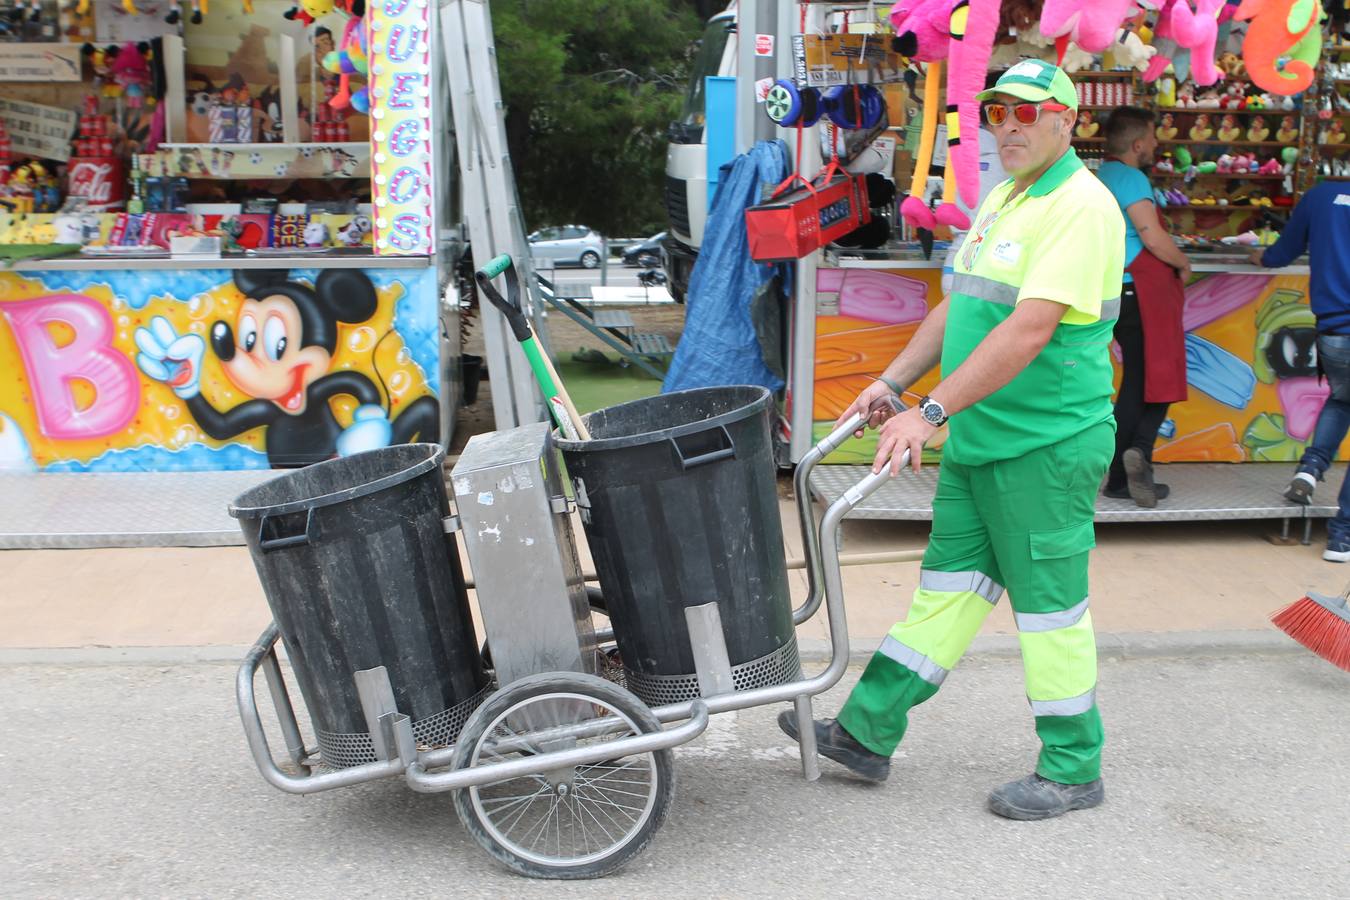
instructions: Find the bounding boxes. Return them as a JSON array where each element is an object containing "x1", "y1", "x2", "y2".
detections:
[{"x1": 662, "y1": 3, "x2": 737, "y2": 303}]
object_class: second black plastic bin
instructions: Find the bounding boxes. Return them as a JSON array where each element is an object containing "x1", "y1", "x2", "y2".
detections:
[{"x1": 554, "y1": 386, "x2": 799, "y2": 707}]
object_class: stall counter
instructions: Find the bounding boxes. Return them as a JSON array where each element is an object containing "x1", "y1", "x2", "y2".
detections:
[
  {"x1": 1, "y1": 254, "x2": 447, "y2": 473},
  {"x1": 797, "y1": 250, "x2": 1329, "y2": 466}
]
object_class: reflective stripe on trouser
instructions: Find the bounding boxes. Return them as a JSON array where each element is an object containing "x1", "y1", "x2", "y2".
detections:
[{"x1": 837, "y1": 422, "x2": 1114, "y2": 783}]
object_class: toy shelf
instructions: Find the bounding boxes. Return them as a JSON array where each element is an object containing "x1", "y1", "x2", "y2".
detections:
[
  {"x1": 1159, "y1": 205, "x2": 1273, "y2": 212},
  {"x1": 159, "y1": 142, "x2": 368, "y2": 153},
  {"x1": 1157, "y1": 106, "x2": 1294, "y2": 115},
  {"x1": 149, "y1": 143, "x2": 372, "y2": 181},
  {"x1": 1160, "y1": 140, "x2": 1296, "y2": 148},
  {"x1": 1152, "y1": 173, "x2": 1287, "y2": 179}
]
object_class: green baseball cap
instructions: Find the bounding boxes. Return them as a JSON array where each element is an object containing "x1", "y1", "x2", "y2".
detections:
[{"x1": 975, "y1": 59, "x2": 1078, "y2": 110}]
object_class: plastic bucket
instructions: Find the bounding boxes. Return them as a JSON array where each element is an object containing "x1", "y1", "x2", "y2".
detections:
[
  {"x1": 554, "y1": 386, "x2": 798, "y2": 706},
  {"x1": 230, "y1": 444, "x2": 488, "y2": 767}
]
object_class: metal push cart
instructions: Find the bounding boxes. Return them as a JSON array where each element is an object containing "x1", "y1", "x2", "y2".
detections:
[{"x1": 235, "y1": 409, "x2": 897, "y2": 880}]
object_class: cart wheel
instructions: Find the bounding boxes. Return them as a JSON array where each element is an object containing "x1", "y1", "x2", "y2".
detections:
[{"x1": 451, "y1": 671, "x2": 675, "y2": 879}]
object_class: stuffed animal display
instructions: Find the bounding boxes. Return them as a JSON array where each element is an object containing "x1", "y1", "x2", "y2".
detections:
[
  {"x1": 892, "y1": 0, "x2": 1002, "y2": 233},
  {"x1": 1235, "y1": 0, "x2": 1325, "y2": 95}
]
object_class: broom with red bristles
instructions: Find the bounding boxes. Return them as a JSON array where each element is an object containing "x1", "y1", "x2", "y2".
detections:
[{"x1": 1270, "y1": 585, "x2": 1350, "y2": 672}]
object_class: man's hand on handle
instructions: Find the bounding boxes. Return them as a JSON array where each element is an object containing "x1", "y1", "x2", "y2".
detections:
[
  {"x1": 872, "y1": 407, "x2": 937, "y2": 476},
  {"x1": 835, "y1": 379, "x2": 903, "y2": 438},
  {"x1": 834, "y1": 379, "x2": 936, "y2": 475}
]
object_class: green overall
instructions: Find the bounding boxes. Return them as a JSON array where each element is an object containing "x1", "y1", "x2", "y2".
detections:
[{"x1": 838, "y1": 150, "x2": 1125, "y2": 784}]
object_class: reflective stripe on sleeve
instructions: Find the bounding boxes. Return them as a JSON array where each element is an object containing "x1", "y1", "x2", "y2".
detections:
[
  {"x1": 1014, "y1": 597, "x2": 1090, "y2": 633},
  {"x1": 879, "y1": 635, "x2": 949, "y2": 686},
  {"x1": 951, "y1": 272, "x2": 1018, "y2": 306},
  {"x1": 919, "y1": 568, "x2": 1005, "y2": 606}
]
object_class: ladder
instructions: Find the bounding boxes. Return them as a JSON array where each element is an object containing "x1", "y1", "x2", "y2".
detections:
[
  {"x1": 439, "y1": 0, "x2": 548, "y2": 429},
  {"x1": 534, "y1": 274, "x2": 674, "y2": 381}
]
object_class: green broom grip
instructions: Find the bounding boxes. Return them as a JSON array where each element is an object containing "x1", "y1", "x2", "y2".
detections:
[
  {"x1": 479, "y1": 253, "x2": 513, "y2": 280},
  {"x1": 520, "y1": 338, "x2": 564, "y2": 415}
]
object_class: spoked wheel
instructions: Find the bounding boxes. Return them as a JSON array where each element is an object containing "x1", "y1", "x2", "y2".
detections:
[{"x1": 451, "y1": 671, "x2": 675, "y2": 879}]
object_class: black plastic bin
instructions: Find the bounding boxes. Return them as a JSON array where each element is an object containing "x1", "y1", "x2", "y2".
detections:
[
  {"x1": 230, "y1": 443, "x2": 488, "y2": 768},
  {"x1": 554, "y1": 386, "x2": 799, "y2": 707}
]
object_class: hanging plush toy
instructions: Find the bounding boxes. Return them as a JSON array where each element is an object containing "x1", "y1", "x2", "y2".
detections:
[
  {"x1": 164, "y1": 0, "x2": 205, "y2": 25},
  {"x1": 284, "y1": 0, "x2": 335, "y2": 26},
  {"x1": 325, "y1": 0, "x2": 369, "y2": 113},
  {"x1": 1142, "y1": 0, "x2": 1227, "y2": 85},
  {"x1": 1235, "y1": 0, "x2": 1325, "y2": 95},
  {"x1": 110, "y1": 42, "x2": 154, "y2": 109},
  {"x1": 939, "y1": 0, "x2": 1000, "y2": 230},
  {"x1": 892, "y1": 0, "x2": 952, "y2": 234},
  {"x1": 890, "y1": 0, "x2": 998, "y2": 232},
  {"x1": 1039, "y1": 0, "x2": 1143, "y2": 56}
]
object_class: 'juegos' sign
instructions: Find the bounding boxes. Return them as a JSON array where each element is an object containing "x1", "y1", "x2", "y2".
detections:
[{"x1": 368, "y1": 0, "x2": 435, "y2": 256}]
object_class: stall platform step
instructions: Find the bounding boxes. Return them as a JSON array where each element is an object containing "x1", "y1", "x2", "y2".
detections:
[
  {"x1": 0, "y1": 470, "x2": 275, "y2": 549},
  {"x1": 633, "y1": 333, "x2": 673, "y2": 356},
  {"x1": 809, "y1": 462, "x2": 1342, "y2": 529}
]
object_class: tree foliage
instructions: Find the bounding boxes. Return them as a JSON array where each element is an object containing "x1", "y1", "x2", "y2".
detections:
[{"x1": 492, "y1": 0, "x2": 706, "y2": 237}]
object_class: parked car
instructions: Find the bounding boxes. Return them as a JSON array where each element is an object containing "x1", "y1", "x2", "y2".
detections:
[
  {"x1": 527, "y1": 225, "x2": 605, "y2": 269},
  {"x1": 621, "y1": 232, "x2": 666, "y2": 268}
]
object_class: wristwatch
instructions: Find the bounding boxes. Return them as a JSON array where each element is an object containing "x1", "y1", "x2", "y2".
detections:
[{"x1": 918, "y1": 395, "x2": 948, "y2": 427}]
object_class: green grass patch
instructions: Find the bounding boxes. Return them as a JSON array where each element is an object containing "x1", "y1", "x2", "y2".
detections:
[{"x1": 552, "y1": 351, "x2": 663, "y2": 414}]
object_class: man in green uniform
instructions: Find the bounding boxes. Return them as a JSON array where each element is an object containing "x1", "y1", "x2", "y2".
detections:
[{"x1": 781, "y1": 60, "x2": 1124, "y2": 821}]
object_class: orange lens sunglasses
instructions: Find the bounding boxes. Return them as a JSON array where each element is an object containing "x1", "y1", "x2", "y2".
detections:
[{"x1": 982, "y1": 102, "x2": 1069, "y2": 127}]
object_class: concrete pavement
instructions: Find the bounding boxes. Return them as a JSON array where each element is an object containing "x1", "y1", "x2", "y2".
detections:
[
  {"x1": 4, "y1": 654, "x2": 1347, "y2": 898},
  {"x1": 0, "y1": 498, "x2": 1340, "y2": 655}
]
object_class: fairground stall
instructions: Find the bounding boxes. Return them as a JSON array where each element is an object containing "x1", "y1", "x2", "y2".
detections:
[
  {"x1": 738, "y1": 1, "x2": 1347, "y2": 539},
  {"x1": 0, "y1": 0, "x2": 465, "y2": 545}
]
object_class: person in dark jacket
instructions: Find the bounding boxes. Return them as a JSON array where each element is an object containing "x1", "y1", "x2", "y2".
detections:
[{"x1": 1251, "y1": 181, "x2": 1350, "y2": 561}]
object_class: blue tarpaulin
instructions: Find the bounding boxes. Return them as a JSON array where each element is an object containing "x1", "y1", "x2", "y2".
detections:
[{"x1": 663, "y1": 140, "x2": 791, "y2": 394}]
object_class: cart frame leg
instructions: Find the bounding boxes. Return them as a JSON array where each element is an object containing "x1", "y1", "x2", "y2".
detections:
[{"x1": 794, "y1": 694, "x2": 820, "y2": 782}]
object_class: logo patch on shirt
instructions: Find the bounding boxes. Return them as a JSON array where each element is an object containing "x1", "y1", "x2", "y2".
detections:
[
  {"x1": 991, "y1": 240, "x2": 1022, "y2": 266},
  {"x1": 1335, "y1": 194, "x2": 1350, "y2": 207}
]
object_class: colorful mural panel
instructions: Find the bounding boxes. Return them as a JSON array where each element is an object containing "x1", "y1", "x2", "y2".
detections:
[
  {"x1": 812, "y1": 267, "x2": 1343, "y2": 466},
  {"x1": 0, "y1": 265, "x2": 440, "y2": 472}
]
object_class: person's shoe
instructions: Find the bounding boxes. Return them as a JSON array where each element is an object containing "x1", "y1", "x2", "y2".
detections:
[
  {"x1": 1285, "y1": 471, "x2": 1316, "y2": 505},
  {"x1": 1122, "y1": 448, "x2": 1157, "y2": 508},
  {"x1": 987, "y1": 773, "x2": 1105, "y2": 821},
  {"x1": 1105, "y1": 483, "x2": 1169, "y2": 501},
  {"x1": 1324, "y1": 538, "x2": 1350, "y2": 563},
  {"x1": 776, "y1": 710, "x2": 890, "y2": 782}
]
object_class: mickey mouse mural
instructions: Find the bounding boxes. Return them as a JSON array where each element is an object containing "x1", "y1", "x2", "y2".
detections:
[{"x1": 134, "y1": 269, "x2": 439, "y2": 466}]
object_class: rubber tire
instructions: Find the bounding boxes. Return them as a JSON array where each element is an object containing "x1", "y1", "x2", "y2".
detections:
[
  {"x1": 451, "y1": 671, "x2": 676, "y2": 879},
  {"x1": 579, "y1": 251, "x2": 601, "y2": 269},
  {"x1": 637, "y1": 252, "x2": 659, "y2": 268}
]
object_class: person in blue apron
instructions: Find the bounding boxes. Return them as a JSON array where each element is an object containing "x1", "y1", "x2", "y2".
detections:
[{"x1": 1095, "y1": 107, "x2": 1191, "y2": 508}]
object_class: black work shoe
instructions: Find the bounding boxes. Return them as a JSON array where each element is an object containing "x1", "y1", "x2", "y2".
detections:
[
  {"x1": 988, "y1": 773, "x2": 1105, "y2": 821},
  {"x1": 1104, "y1": 482, "x2": 1169, "y2": 501},
  {"x1": 776, "y1": 710, "x2": 890, "y2": 782},
  {"x1": 1122, "y1": 448, "x2": 1158, "y2": 508},
  {"x1": 1285, "y1": 472, "x2": 1315, "y2": 505}
]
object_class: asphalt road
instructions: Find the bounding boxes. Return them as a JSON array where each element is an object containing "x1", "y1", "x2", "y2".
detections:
[
  {"x1": 547, "y1": 266, "x2": 647, "y2": 289},
  {"x1": 4, "y1": 652, "x2": 1347, "y2": 898}
]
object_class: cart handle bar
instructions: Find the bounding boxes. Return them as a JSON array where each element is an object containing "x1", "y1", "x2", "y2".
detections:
[{"x1": 792, "y1": 410, "x2": 864, "y2": 626}]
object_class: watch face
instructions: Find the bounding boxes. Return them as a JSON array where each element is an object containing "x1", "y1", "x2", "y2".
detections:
[{"x1": 921, "y1": 400, "x2": 945, "y2": 425}]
